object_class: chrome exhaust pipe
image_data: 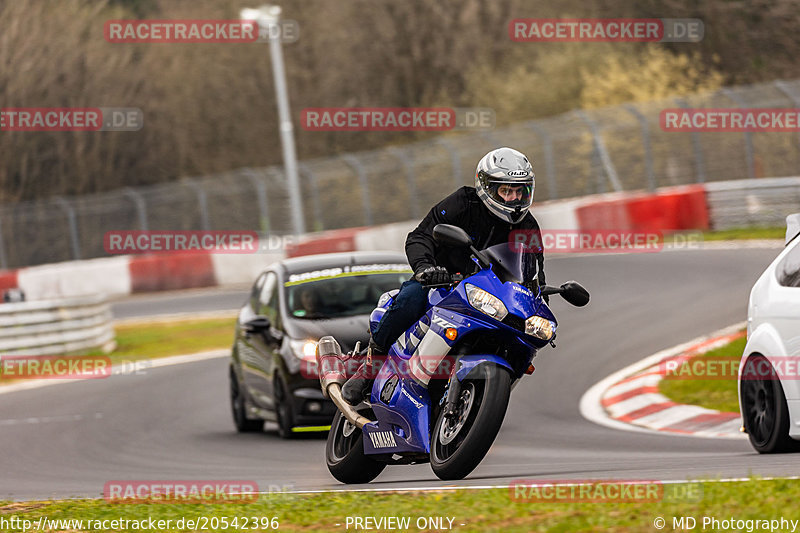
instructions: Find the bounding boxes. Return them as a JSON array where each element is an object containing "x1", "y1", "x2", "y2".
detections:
[
  {"x1": 326, "y1": 382, "x2": 373, "y2": 429},
  {"x1": 317, "y1": 336, "x2": 374, "y2": 429}
]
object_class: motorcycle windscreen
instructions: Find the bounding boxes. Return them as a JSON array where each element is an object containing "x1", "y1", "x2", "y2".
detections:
[{"x1": 482, "y1": 242, "x2": 539, "y2": 285}]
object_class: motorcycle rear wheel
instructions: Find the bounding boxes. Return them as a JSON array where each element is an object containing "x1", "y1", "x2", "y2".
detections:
[
  {"x1": 430, "y1": 365, "x2": 511, "y2": 480},
  {"x1": 326, "y1": 410, "x2": 387, "y2": 484}
]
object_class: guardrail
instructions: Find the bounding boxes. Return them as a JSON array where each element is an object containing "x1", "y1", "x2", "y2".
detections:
[
  {"x1": 706, "y1": 176, "x2": 800, "y2": 230},
  {"x1": 0, "y1": 295, "x2": 115, "y2": 356}
]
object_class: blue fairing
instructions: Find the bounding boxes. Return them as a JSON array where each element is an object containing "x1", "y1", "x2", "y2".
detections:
[{"x1": 455, "y1": 355, "x2": 514, "y2": 382}]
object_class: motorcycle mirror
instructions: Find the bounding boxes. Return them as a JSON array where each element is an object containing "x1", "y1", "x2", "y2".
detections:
[
  {"x1": 433, "y1": 224, "x2": 472, "y2": 247},
  {"x1": 559, "y1": 281, "x2": 590, "y2": 307}
]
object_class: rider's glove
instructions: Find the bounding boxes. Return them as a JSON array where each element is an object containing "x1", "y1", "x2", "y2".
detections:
[{"x1": 415, "y1": 265, "x2": 450, "y2": 286}]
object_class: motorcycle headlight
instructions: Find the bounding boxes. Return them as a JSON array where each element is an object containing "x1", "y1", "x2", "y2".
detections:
[
  {"x1": 465, "y1": 283, "x2": 508, "y2": 320},
  {"x1": 525, "y1": 316, "x2": 556, "y2": 340},
  {"x1": 290, "y1": 339, "x2": 318, "y2": 361}
]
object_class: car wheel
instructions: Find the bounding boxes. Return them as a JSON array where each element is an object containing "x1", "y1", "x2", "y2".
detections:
[
  {"x1": 741, "y1": 354, "x2": 800, "y2": 453},
  {"x1": 230, "y1": 367, "x2": 264, "y2": 433},
  {"x1": 274, "y1": 376, "x2": 296, "y2": 439}
]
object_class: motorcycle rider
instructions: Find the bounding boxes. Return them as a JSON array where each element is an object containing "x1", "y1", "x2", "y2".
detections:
[{"x1": 341, "y1": 147, "x2": 546, "y2": 405}]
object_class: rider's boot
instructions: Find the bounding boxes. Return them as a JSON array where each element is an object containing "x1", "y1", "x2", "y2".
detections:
[{"x1": 341, "y1": 337, "x2": 385, "y2": 405}]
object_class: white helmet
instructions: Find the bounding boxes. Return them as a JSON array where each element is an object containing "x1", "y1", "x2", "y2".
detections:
[{"x1": 475, "y1": 147, "x2": 535, "y2": 223}]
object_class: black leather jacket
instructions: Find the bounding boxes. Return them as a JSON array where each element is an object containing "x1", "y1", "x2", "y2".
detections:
[{"x1": 405, "y1": 186, "x2": 546, "y2": 287}]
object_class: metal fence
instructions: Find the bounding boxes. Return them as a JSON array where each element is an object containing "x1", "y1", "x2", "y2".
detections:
[{"x1": 4, "y1": 78, "x2": 800, "y2": 269}]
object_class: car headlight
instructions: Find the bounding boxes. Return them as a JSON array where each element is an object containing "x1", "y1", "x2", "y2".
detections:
[
  {"x1": 525, "y1": 316, "x2": 556, "y2": 340},
  {"x1": 290, "y1": 339, "x2": 318, "y2": 361},
  {"x1": 465, "y1": 283, "x2": 508, "y2": 320}
]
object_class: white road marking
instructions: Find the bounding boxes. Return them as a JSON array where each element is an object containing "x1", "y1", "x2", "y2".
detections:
[{"x1": 0, "y1": 349, "x2": 229, "y2": 396}]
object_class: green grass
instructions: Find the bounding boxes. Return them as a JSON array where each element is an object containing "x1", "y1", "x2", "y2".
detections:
[
  {"x1": 2, "y1": 478, "x2": 800, "y2": 532},
  {"x1": 659, "y1": 336, "x2": 746, "y2": 413},
  {"x1": 106, "y1": 317, "x2": 237, "y2": 363},
  {"x1": 701, "y1": 227, "x2": 785, "y2": 241}
]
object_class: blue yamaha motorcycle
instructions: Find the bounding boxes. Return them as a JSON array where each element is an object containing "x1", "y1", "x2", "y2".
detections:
[{"x1": 317, "y1": 224, "x2": 589, "y2": 482}]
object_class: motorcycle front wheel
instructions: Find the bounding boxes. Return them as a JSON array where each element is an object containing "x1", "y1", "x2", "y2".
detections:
[{"x1": 430, "y1": 365, "x2": 511, "y2": 480}]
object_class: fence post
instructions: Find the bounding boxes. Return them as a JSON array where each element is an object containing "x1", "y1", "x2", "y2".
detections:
[
  {"x1": 341, "y1": 154, "x2": 374, "y2": 227},
  {"x1": 435, "y1": 138, "x2": 463, "y2": 189},
  {"x1": 245, "y1": 169, "x2": 271, "y2": 233},
  {"x1": 591, "y1": 145, "x2": 605, "y2": 194},
  {"x1": 773, "y1": 80, "x2": 800, "y2": 173},
  {"x1": 0, "y1": 216, "x2": 8, "y2": 269},
  {"x1": 54, "y1": 197, "x2": 81, "y2": 260},
  {"x1": 122, "y1": 187, "x2": 148, "y2": 231},
  {"x1": 298, "y1": 163, "x2": 324, "y2": 232},
  {"x1": 624, "y1": 104, "x2": 656, "y2": 191},
  {"x1": 526, "y1": 121, "x2": 558, "y2": 199},
  {"x1": 721, "y1": 88, "x2": 756, "y2": 180},
  {"x1": 576, "y1": 110, "x2": 623, "y2": 192},
  {"x1": 675, "y1": 97, "x2": 707, "y2": 183},
  {"x1": 387, "y1": 147, "x2": 420, "y2": 219},
  {"x1": 184, "y1": 180, "x2": 211, "y2": 231}
]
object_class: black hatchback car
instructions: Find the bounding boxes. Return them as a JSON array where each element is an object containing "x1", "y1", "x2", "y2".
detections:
[{"x1": 229, "y1": 251, "x2": 411, "y2": 437}]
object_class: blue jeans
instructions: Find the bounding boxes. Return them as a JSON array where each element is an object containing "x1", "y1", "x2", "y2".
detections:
[{"x1": 371, "y1": 279, "x2": 428, "y2": 351}]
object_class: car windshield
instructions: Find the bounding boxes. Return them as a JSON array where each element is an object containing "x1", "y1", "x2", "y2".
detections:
[
  {"x1": 285, "y1": 271, "x2": 410, "y2": 319},
  {"x1": 483, "y1": 242, "x2": 539, "y2": 285}
]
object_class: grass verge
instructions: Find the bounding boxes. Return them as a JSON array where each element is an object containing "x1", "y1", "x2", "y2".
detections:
[
  {"x1": 659, "y1": 335, "x2": 746, "y2": 413},
  {"x1": 106, "y1": 317, "x2": 237, "y2": 363},
  {"x1": 701, "y1": 227, "x2": 785, "y2": 241},
  {"x1": 2, "y1": 478, "x2": 799, "y2": 532}
]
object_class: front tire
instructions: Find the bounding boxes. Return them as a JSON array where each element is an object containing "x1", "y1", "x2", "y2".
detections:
[
  {"x1": 430, "y1": 365, "x2": 511, "y2": 480},
  {"x1": 741, "y1": 354, "x2": 800, "y2": 453},
  {"x1": 230, "y1": 367, "x2": 263, "y2": 433},
  {"x1": 274, "y1": 376, "x2": 295, "y2": 439},
  {"x1": 326, "y1": 411, "x2": 386, "y2": 484}
]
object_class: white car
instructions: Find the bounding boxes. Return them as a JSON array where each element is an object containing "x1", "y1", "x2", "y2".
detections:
[{"x1": 739, "y1": 214, "x2": 800, "y2": 453}]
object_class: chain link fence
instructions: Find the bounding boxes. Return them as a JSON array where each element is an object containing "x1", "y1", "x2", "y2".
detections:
[{"x1": 4, "y1": 78, "x2": 800, "y2": 269}]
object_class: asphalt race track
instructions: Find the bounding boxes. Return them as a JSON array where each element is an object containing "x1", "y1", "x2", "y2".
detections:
[{"x1": 3, "y1": 247, "x2": 798, "y2": 501}]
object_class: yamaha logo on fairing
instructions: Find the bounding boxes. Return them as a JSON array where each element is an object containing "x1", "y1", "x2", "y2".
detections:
[
  {"x1": 506, "y1": 170, "x2": 528, "y2": 177},
  {"x1": 368, "y1": 430, "x2": 397, "y2": 448}
]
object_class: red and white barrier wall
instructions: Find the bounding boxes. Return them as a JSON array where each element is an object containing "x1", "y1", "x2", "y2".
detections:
[{"x1": 0, "y1": 183, "x2": 720, "y2": 300}]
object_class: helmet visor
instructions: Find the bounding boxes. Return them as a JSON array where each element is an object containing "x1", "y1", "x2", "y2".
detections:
[{"x1": 486, "y1": 180, "x2": 533, "y2": 208}]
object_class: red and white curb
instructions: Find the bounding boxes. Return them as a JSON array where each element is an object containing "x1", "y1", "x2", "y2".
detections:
[{"x1": 580, "y1": 323, "x2": 747, "y2": 440}]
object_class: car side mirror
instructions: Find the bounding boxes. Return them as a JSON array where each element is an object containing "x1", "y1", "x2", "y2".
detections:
[
  {"x1": 244, "y1": 315, "x2": 272, "y2": 335},
  {"x1": 560, "y1": 281, "x2": 590, "y2": 307},
  {"x1": 433, "y1": 224, "x2": 472, "y2": 247}
]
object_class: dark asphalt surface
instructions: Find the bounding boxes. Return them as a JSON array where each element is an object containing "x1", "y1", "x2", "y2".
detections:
[
  {"x1": 3, "y1": 247, "x2": 798, "y2": 501},
  {"x1": 110, "y1": 286, "x2": 249, "y2": 320}
]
